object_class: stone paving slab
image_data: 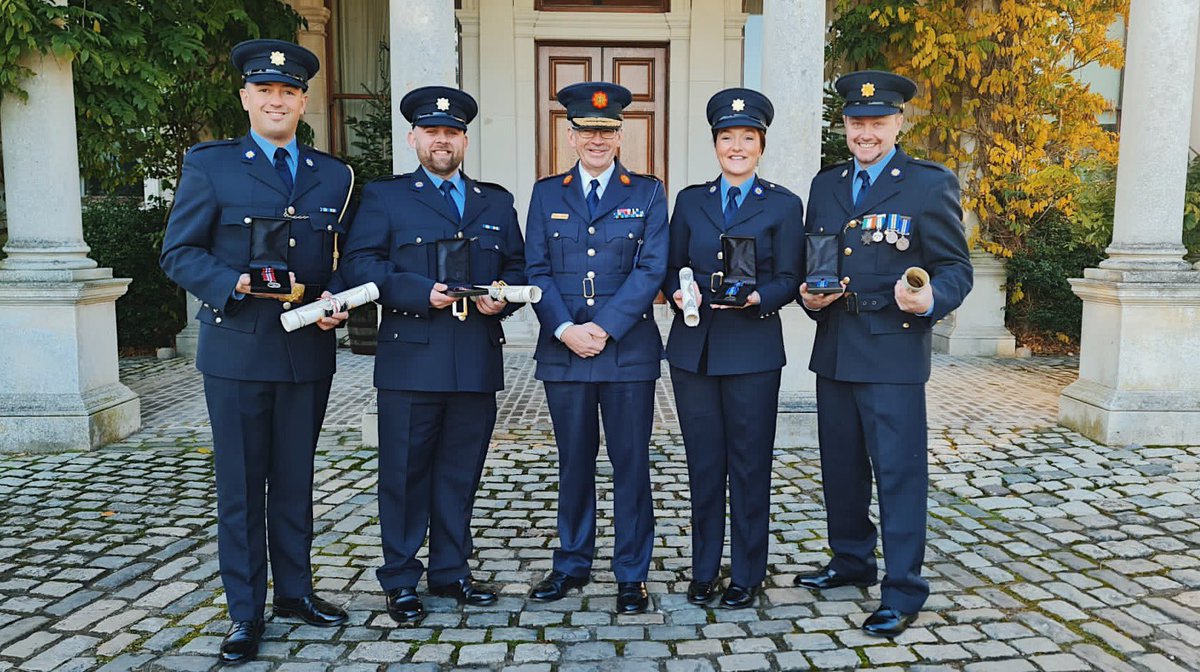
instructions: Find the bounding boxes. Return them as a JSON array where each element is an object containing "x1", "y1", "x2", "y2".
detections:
[{"x1": 1, "y1": 349, "x2": 1197, "y2": 670}]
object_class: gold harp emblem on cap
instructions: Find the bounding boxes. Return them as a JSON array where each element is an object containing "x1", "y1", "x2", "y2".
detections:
[
  {"x1": 861, "y1": 82, "x2": 876, "y2": 97},
  {"x1": 731, "y1": 98, "x2": 746, "y2": 112},
  {"x1": 270, "y1": 51, "x2": 287, "y2": 66},
  {"x1": 436, "y1": 97, "x2": 450, "y2": 111}
]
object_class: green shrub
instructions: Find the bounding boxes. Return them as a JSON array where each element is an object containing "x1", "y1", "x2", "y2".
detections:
[{"x1": 81, "y1": 197, "x2": 184, "y2": 350}]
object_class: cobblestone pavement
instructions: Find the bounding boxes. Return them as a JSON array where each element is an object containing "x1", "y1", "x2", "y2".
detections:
[{"x1": 2, "y1": 348, "x2": 1199, "y2": 671}]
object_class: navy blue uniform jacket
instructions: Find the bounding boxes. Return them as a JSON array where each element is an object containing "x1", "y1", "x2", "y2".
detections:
[
  {"x1": 664, "y1": 176, "x2": 804, "y2": 375},
  {"x1": 525, "y1": 161, "x2": 668, "y2": 383},
  {"x1": 160, "y1": 135, "x2": 353, "y2": 383},
  {"x1": 340, "y1": 168, "x2": 526, "y2": 393},
  {"x1": 804, "y1": 148, "x2": 973, "y2": 384}
]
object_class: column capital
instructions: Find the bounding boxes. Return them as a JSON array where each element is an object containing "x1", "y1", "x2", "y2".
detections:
[{"x1": 290, "y1": 0, "x2": 331, "y2": 34}]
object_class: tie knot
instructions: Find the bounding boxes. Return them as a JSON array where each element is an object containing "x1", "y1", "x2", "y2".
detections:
[
  {"x1": 440, "y1": 181, "x2": 455, "y2": 195},
  {"x1": 728, "y1": 186, "x2": 741, "y2": 200},
  {"x1": 857, "y1": 169, "x2": 871, "y2": 185},
  {"x1": 274, "y1": 147, "x2": 289, "y2": 166},
  {"x1": 589, "y1": 178, "x2": 600, "y2": 192}
]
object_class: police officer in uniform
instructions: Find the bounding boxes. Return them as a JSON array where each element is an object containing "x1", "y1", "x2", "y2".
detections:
[
  {"x1": 340, "y1": 86, "x2": 525, "y2": 625},
  {"x1": 159, "y1": 39, "x2": 352, "y2": 665},
  {"x1": 525, "y1": 82, "x2": 668, "y2": 614},
  {"x1": 795, "y1": 70, "x2": 973, "y2": 637},
  {"x1": 664, "y1": 88, "x2": 802, "y2": 609}
]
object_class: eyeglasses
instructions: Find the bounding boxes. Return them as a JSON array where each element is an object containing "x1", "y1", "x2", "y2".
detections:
[{"x1": 572, "y1": 128, "x2": 619, "y2": 140}]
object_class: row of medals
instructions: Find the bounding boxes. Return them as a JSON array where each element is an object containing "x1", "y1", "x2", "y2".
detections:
[{"x1": 847, "y1": 219, "x2": 911, "y2": 251}]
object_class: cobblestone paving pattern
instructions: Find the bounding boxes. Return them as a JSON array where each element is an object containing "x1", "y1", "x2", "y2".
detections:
[{"x1": 1, "y1": 348, "x2": 1198, "y2": 671}]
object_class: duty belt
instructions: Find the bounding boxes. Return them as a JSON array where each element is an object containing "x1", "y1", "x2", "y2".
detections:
[
  {"x1": 554, "y1": 273, "x2": 629, "y2": 298},
  {"x1": 843, "y1": 291, "x2": 890, "y2": 315}
]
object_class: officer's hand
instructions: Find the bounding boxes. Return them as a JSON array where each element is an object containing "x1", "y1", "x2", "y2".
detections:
[
  {"x1": 562, "y1": 325, "x2": 605, "y2": 358},
  {"x1": 429, "y1": 282, "x2": 456, "y2": 309},
  {"x1": 236, "y1": 274, "x2": 252, "y2": 295},
  {"x1": 711, "y1": 290, "x2": 760, "y2": 310},
  {"x1": 315, "y1": 291, "x2": 349, "y2": 331},
  {"x1": 580, "y1": 322, "x2": 608, "y2": 341},
  {"x1": 476, "y1": 295, "x2": 506, "y2": 316},
  {"x1": 672, "y1": 281, "x2": 702, "y2": 310},
  {"x1": 894, "y1": 277, "x2": 933, "y2": 314},
  {"x1": 799, "y1": 282, "x2": 845, "y2": 311}
]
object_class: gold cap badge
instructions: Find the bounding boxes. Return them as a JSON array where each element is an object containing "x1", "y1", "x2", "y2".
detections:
[
  {"x1": 732, "y1": 98, "x2": 746, "y2": 112},
  {"x1": 861, "y1": 82, "x2": 876, "y2": 97},
  {"x1": 270, "y1": 51, "x2": 286, "y2": 67},
  {"x1": 436, "y1": 97, "x2": 450, "y2": 111}
]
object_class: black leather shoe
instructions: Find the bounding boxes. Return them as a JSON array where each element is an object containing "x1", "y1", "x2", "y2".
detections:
[
  {"x1": 430, "y1": 576, "x2": 498, "y2": 606},
  {"x1": 686, "y1": 579, "x2": 716, "y2": 605},
  {"x1": 616, "y1": 581, "x2": 649, "y2": 614},
  {"x1": 530, "y1": 571, "x2": 589, "y2": 601},
  {"x1": 793, "y1": 566, "x2": 876, "y2": 590},
  {"x1": 219, "y1": 619, "x2": 264, "y2": 666},
  {"x1": 862, "y1": 606, "x2": 917, "y2": 637},
  {"x1": 385, "y1": 587, "x2": 425, "y2": 625},
  {"x1": 272, "y1": 593, "x2": 348, "y2": 627},
  {"x1": 719, "y1": 583, "x2": 758, "y2": 609}
]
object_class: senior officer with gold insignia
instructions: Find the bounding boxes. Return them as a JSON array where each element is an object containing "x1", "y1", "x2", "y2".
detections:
[
  {"x1": 663, "y1": 88, "x2": 802, "y2": 609},
  {"x1": 340, "y1": 86, "x2": 525, "y2": 626},
  {"x1": 524, "y1": 82, "x2": 667, "y2": 614},
  {"x1": 795, "y1": 70, "x2": 972, "y2": 637},
  {"x1": 159, "y1": 39, "x2": 352, "y2": 665}
]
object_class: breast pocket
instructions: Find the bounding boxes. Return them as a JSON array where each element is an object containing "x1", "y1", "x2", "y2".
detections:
[
  {"x1": 548, "y1": 224, "x2": 582, "y2": 272},
  {"x1": 473, "y1": 234, "x2": 505, "y2": 282},
  {"x1": 606, "y1": 219, "x2": 644, "y2": 271},
  {"x1": 392, "y1": 227, "x2": 440, "y2": 275},
  {"x1": 217, "y1": 207, "x2": 277, "y2": 266}
]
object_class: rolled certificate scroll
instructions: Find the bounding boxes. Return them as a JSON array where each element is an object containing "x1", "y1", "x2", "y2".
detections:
[
  {"x1": 473, "y1": 284, "x2": 543, "y2": 304},
  {"x1": 280, "y1": 282, "x2": 380, "y2": 332},
  {"x1": 903, "y1": 267, "x2": 930, "y2": 293},
  {"x1": 678, "y1": 267, "x2": 700, "y2": 327}
]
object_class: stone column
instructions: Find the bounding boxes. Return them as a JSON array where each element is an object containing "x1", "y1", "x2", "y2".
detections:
[
  {"x1": 933, "y1": 211, "x2": 1016, "y2": 356},
  {"x1": 758, "y1": 0, "x2": 824, "y2": 448},
  {"x1": 1059, "y1": 0, "x2": 1200, "y2": 446},
  {"x1": 0, "y1": 11, "x2": 140, "y2": 452},
  {"x1": 389, "y1": 0, "x2": 457, "y2": 174},
  {"x1": 291, "y1": 0, "x2": 332, "y2": 151}
]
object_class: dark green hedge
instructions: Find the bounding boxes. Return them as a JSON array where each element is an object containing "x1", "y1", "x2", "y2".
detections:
[{"x1": 81, "y1": 197, "x2": 184, "y2": 350}]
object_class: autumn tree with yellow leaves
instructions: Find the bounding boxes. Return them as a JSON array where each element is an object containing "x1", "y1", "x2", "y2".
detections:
[{"x1": 828, "y1": 0, "x2": 1128, "y2": 259}]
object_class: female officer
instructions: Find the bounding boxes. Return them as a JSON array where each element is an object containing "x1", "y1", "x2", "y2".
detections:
[{"x1": 663, "y1": 88, "x2": 803, "y2": 608}]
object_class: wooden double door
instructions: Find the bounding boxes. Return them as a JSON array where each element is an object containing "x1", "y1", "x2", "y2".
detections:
[{"x1": 537, "y1": 43, "x2": 668, "y2": 185}]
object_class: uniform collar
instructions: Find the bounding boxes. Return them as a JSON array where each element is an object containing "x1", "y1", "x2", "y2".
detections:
[
  {"x1": 577, "y1": 161, "x2": 616, "y2": 198},
  {"x1": 249, "y1": 129, "x2": 299, "y2": 168},
  {"x1": 424, "y1": 169, "x2": 466, "y2": 195},
  {"x1": 719, "y1": 173, "x2": 756, "y2": 209},
  {"x1": 853, "y1": 146, "x2": 897, "y2": 185}
]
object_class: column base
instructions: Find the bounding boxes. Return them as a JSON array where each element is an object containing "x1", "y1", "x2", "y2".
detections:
[
  {"x1": 0, "y1": 384, "x2": 140, "y2": 453},
  {"x1": 776, "y1": 391, "x2": 818, "y2": 448},
  {"x1": 176, "y1": 293, "x2": 202, "y2": 358},
  {"x1": 362, "y1": 397, "x2": 379, "y2": 448},
  {"x1": 933, "y1": 251, "x2": 1016, "y2": 357},
  {"x1": 1059, "y1": 268, "x2": 1200, "y2": 446}
]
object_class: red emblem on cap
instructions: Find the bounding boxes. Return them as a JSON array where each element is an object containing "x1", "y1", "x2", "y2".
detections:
[{"x1": 592, "y1": 91, "x2": 608, "y2": 110}]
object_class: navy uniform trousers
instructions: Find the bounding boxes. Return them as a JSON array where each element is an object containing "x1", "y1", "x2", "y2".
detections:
[
  {"x1": 160, "y1": 135, "x2": 354, "y2": 621},
  {"x1": 663, "y1": 176, "x2": 803, "y2": 587},
  {"x1": 340, "y1": 167, "x2": 526, "y2": 591},
  {"x1": 804, "y1": 147, "x2": 972, "y2": 614},
  {"x1": 525, "y1": 161, "x2": 668, "y2": 583}
]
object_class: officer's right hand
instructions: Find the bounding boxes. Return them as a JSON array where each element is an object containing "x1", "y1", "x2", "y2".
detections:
[
  {"x1": 672, "y1": 281, "x2": 702, "y2": 310},
  {"x1": 561, "y1": 325, "x2": 606, "y2": 358},
  {"x1": 429, "y1": 282, "x2": 456, "y2": 309},
  {"x1": 236, "y1": 273, "x2": 252, "y2": 295},
  {"x1": 799, "y1": 282, "x2": 846, "y2": 311}
]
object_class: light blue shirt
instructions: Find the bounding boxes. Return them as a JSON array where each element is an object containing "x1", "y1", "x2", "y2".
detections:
[
  {"x1": 250, "y1": 129, "x2": 298, "y2": 181},
  {"x1": 425, "y1": 170, "x2": 466, "y2": 219},
  {"x1": 720, "y1": 174, "x2": 754, "y2": 212},
  {"x1": 578, "y1": 161, "x2": 616, "y2": 201},
  {"x1": 851, "y1": 146, "x2": 896, "y2": 203}
]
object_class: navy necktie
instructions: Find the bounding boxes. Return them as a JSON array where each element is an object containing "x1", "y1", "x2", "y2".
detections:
[
  {"x1": 273, "y1": 147, "x2": 293, "y2": 193},
  {"x1": 854, "y1": 169, "x2": 871, "y2": 208},
  {"x1": 586, "y1": 179, "x2": 601, "y2": 219},
  {"x1": 724, "y1": 186, "x2": 741, "y2": 226},
  {"x1": 440, "y1": 180, "x2": 460, "y2": 223}
]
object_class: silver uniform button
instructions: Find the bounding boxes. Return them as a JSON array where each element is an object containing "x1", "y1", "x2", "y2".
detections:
[
  {"x1": 416, "y1": 237, "x2": 422, "y2": 244},
  {"x1": 327, "y1": 225, "x2": 333, "y2": 231},
  {"x1": 282, "y1": 302, "x2": 292, "y2": 310},
  {"x1": 627, "y1": 232, "x2": 634, "y2": 239},
  {"x1": 717, "y1": 252, "x2": 723, "y2": 260},
  {"x1": 243, "y1": 217, "x2": 252, "y2": 225},
  {"x1": 289, "y1": 238, "x2": 296, "y2": 247},
  {"x1": 588, "y1": 226, "x2": 595, "y2": 235},
  {"x1": 287, "y1": 206, "x2": 295, "y2": 216},
  {"x1": 587, "y1": 270, "x2": 596, "y2": 278},
  {"x1": 215, "y1": 317, "x2": 222, "y2": 324},
  {"x1": 586, "y1": 298, "x2": 595, "y2": 306},
  {"x1": 587, "y1": 248, "x2": 596, "y2": 256}
]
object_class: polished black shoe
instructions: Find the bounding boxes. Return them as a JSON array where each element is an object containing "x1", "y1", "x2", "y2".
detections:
[
  {"x1": 430, "y1": 576, "x2": 498, "y2": 606},
  {"x1": 719, "y1": 583, "x2": 758, "y2": 609},
  {"x1": 793, "y1": 566, "x2": 876, "y2": 590},
  {"x1": 530, "y1": 571, "x2": 589, "y2": 601},
  {"x1": 272, "y1": 593, "x2": 348, "y2": 627},
  {"x1": 686, "y1": 579, "x2": 716, "y2": 605},
  {"x1": 616, "y1": 581, "x2": 649, "y2": 614},
  {"x1": 219, "y1": 619, "x2": 264, "y2": 666},
  {"x1": 862, "y1": 606, "x2": 917, "y2": 638},
  {"x1": 385, "y1": 587, "x2": 425, "y2": 625}
]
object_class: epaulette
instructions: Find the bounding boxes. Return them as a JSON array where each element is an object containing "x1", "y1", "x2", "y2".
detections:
[
  {"x1": 756, "y1": 179, "x2": 796, "y2": 197},
  {"x1": 187, "y1": 138, "x2": 239, "y2": 155},
  {"x1": 538, "y1": 172, "x2": 571, "y2": 184},
  {"x1": 367, "y1": 173, "x2": 411, "y2": 184},
  {"x1": 473, "y1": 180, "x2": 512, "y2": 195},
  {"x1": 306, "y1": 146, "x2": 351, "y2": 167},
  {"x1": 680, "y1": 182, "x2": 712, "y2": 193},
  {"x1": 624, "y1": 170, "x2": 662, "y2": 183},
  {"x1": 908, "y1": 157, "x2": 953, "y2": 174},
  {"x1": 817, "y1": 160, "x2": 852, "y2": 175}
]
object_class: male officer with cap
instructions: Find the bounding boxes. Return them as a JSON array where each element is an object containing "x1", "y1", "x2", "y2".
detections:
[
  {"x1": 160, "y1": 39, "x2": 352, "y2": 664},
  {"x1": 525, "y1": 81, "x2": 667, "y2": 614},
  {"x1": 795, "y1": 70, "x2": 972, "y2": 637},
  {"x1": 340, "y1": 85, "x2": 525, "y2": 626}
]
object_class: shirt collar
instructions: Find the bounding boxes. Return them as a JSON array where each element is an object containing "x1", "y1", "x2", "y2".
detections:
[
  {"x1": 853, "y1": 146, "x2": 897, "y2": 185},
  {"x1": 719, "y1": 174, "x2": 756, "y2": 207},
  {"x1": 249, "y1": 129, "x2": 299, "y2": 167},
  {"x1": 424, "y1": 169, "x2": 465, "y2": 194},
  {"x1": 578, "y1": 161, "x2": 617, "y2": 197}
]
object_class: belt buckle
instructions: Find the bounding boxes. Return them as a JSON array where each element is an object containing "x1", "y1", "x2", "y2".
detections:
[
  {"x1": 844, "y1": 292, "x2": 859, "y2": 314},
  {"x1": 710, "y1": 271, "x2": 724, "y2": 293},
  {"x1": 582, "y1": 276, "x2": 595, "y2": 299}
]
